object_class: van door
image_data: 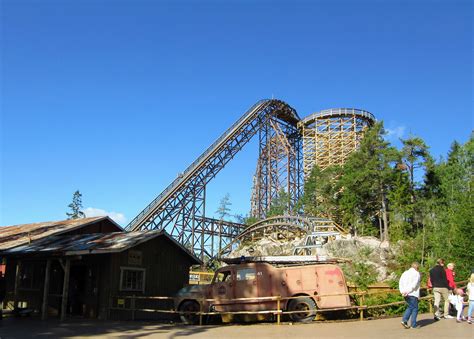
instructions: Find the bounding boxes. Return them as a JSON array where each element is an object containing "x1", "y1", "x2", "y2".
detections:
[
  {"x1": 256, "y1": 264, "x2": 276, "y2": 311},
  {"x1": 234, "y1": 266, "x2": 260, "y2": 311},
  {"x1": 211, "y1": 269, "x2": 235, "y2": 312}
]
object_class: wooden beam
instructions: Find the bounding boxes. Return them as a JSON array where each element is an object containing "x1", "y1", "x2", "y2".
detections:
[
  {"x1": 60, "y1": 258, "x2": 71, "y2": 321},
  {"x1": 41, "y1": 259, "x2": 51, "y2": 320},
  {"x1": 13, "y1": 260, "x2": 22, "y2": 310}
]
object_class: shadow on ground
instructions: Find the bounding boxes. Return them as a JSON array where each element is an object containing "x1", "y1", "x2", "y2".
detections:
[
  {"x1": 416, "y1": 317, "x2": 438, "y2": 328},
  {"x1": 0, "y1": 317, "x2": 221, "y2": 339}
]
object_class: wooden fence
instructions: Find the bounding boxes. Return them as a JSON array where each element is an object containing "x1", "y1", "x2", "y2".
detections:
[
  {"x1": 108, "y1": 280, "x2": 468, "y2": 324},
  {"x1": 107, "y1": 289, "x2": 437, "y2": 325}
]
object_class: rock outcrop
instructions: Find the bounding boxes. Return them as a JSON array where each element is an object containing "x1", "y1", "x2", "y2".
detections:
[{"x1": 227, "y1": 234, "x2": 397, "y2": 282}]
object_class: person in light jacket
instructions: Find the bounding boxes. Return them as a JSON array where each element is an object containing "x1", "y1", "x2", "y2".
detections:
[
  {"x1": 399, "y1": 262, "x2": 421, "y2": 329},
  {"x1": 466, "y1": 273, "x2": 474, "y2": 324}
]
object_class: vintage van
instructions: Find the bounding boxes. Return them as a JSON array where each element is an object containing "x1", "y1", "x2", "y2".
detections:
[{"x1": 175, "y1": 261, "x2": 350, "y2": 324}]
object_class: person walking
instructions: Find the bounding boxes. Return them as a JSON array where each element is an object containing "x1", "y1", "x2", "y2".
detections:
[
  {"x1": 448, "y1": 288, "x2": 466, "y2": 323},
  {"x1": 430, "y1": 258, "x2": 451, "y2": 320},
  {"x1": 445, "y1": 263, "x2": 457, "y2": 291},
  {"x1": 399, "y1": 262, "x2": 421, "y2": 329},
  {"x1": 467, "y1": 273, "x2": 474, "y2": 324}
]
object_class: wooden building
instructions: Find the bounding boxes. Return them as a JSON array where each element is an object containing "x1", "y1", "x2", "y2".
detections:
[{"x1": 0, "y1": 217, "x2": 200, "y2": 320}]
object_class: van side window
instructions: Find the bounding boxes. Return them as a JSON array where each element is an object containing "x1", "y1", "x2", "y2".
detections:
[
  {"x1": 236, "y1": 268, "x2": 256, "y2": 281},
  {"x1": 214, "y1": 271, "x2": 232, "y2": 283}
]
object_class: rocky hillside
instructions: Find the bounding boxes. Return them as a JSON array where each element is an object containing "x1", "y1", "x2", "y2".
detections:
[{"x1": 227, "y1": 234, "x2": 397, "y2": 282}]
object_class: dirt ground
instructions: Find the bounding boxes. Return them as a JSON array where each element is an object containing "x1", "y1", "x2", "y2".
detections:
[{"x1": 0, "y1": 313, "x2": 473, "y2": 339}]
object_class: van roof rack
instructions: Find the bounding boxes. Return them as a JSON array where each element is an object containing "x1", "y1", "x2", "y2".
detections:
[{"x1": 221, "y1": 255, "x2": 348, "y2": 265}]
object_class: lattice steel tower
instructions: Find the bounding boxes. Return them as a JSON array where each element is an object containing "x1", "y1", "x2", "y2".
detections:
[
  {"x1": 298, "y1": 108, "x2": 375, "y2": 178},
  {"x1": 250, "y1": 116, "x2": 302, "y2": 219}
]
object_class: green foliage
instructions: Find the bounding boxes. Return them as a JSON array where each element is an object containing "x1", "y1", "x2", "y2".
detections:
[
  {"x1": 362, "y1": 293, "x2": 431, "y2": 318},
  {"x1": 303, "y1": 165, "x2": 343, "y2": 221},
  {"x1": 340, "y1": 246, "x2": 378, "y2": 291},
  {"x1": 66, "y1": 190, "x2": 85, "y2": 219},
  {"x1": 233, "y1": 214, "x2": 260, "y2": 227},
  {"x1": 244, "y1": 216, "x2": 260, "y2": 226},
  {"x1": 267, "y1": 189, "x2": 290, "y2": 217},
  {"x1": 427, "y1": 135, "x2": 474, "y2": 278},
  {"x1": 342, "y1": 261, "x2": 378, "y2": 291}
]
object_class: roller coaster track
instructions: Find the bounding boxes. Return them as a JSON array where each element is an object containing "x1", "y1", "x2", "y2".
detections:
[
  {"x1": 218, "y1": 215, "x2": 347, "y2": 258},
  {"x1": 126, "y1": 99, "x2": 301, "y2": 260}
]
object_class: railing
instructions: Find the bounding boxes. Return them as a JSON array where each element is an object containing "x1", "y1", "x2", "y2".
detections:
[
  {"x1": 107, "y1": 284, "x2": 453, "y2": 325},
  {"x1": 299, "y1": 108, "x2": 376, "y2": 126}
]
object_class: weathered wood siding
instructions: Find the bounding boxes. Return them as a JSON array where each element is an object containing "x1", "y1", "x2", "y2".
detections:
[{"x1": 2, "y1": 234, "x2": 195, "y2": 320}]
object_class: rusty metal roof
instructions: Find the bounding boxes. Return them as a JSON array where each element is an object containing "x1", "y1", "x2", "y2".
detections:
[
  {"x1": 0, "y1": 216, "x2": 120, "y2": 251},
  {"x1": 1, "y1": 230, "x2": 202, "y2": 265}
]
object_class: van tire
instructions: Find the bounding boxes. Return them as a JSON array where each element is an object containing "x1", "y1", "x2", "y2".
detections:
[
  {"x1": 287, "y1": 297, "x2": 317, "y2": 323},
  {"x1": 178, "y1": 300, "x2": 200, "y2": 325}
]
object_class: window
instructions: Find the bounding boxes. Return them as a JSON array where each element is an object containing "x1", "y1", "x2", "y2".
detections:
[
  {"x1": 120, "y1": 267, "x2": 146, "y2": 292},
  {"x1": 214, "y1": 271, "x2": 232, "y2": 283},
  {"x1": 236, "y1": 268, "x2": 256, "y2": 281}
]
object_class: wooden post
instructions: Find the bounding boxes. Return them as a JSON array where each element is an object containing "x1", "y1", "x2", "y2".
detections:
[
  {"x1": 131, "y1": 295, "x2": 136, "y2": 321},
  {"x1": 107, "y1": 295, "x2": 112, "y2": 320},
  {"x1": 41, "y1": 259, "x2": 51, "y2": 320},
  {"x1": 276, "y1": 297, "x2": 281, "y2": 325},
  {"x1": 60, "y1": 258, "x2": 71, "y2": 321},
  {"x1": 199, "y1": 299, "x2": 203, "y2": 326},
  {"x1": 359, "y1": 294, "x2": 365, "y2": 321},
  {"x1": 429, "y1": 297, "x2": 433, "y2": 314},
  {"x1": 13, "y1": 260, "x2": 22, "y2": 310}
]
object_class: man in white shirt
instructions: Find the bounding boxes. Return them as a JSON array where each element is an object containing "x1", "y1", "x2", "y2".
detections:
[{"x1": 399, "y1": 262, "x2": 421, "y2": 329}]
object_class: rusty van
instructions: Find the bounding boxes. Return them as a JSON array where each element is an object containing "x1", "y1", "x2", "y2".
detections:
[{"x1": 175, "y1": 260, "x2": 351, "y2": 324}]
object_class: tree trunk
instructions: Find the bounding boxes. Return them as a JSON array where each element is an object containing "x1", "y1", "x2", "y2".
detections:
[
  {"x1": 381, "y1": 188, "x2": 389, "y2": 242},
  {"x1": 378, "y1": 214, "x2": 383, "y2": 241}
]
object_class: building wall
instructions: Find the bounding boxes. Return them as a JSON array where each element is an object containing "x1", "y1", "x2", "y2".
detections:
[
  {"x1": 2, "y1": 235, "x2": 195, "y2": 320},
  {"x1": 101, "y1": 236, "x2": 194, "y2": 319}
]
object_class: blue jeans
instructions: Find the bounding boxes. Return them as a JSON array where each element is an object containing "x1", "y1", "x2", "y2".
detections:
[
  {"x1": 402, "y1": 296, "x2": 419, "y2": 327},
  {"x1": 468, "y1": 300, "x2": 474, "y2": 319}
]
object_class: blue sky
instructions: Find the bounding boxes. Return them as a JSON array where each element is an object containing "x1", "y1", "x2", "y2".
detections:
[{"x1": 1, "y1": 0, "x2": 472, "y2": 226}]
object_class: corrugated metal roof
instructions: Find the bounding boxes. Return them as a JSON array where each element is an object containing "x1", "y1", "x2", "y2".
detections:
[
  {"x1": 0, "y1": 216, "x2": 115, "y2": 250},
  {"x1": 1, "y1": 230, "x2": 202, "y2": 265}
]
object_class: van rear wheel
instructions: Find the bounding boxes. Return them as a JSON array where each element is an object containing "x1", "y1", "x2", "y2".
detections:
[
  {"x1": 287, "y1": 297, "x2": 316, "y2": 323},
  {"x1": 178, "y1": 300, "x2": 200, "y2": 325}
]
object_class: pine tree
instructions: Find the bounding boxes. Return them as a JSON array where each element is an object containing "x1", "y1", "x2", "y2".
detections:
[
  {"x1": 431, "y1": 136, "x2": 474, "y2": 277},
  {"x1": 338, "y1": 122, "x2": 403, "y2": 241},
  {"x1": 216, "y1": 193, "x2": 232, "y2": 220},
  {"x1": 400, "y1": 136, "x2": 432, "y2": 232},
  {"x1": 66, "y1": 190, "x2": 85, "y2": 219},
  {"x1": 303, "y1": 165, "x2": 342, "y2": 222},
  {"x1": 400, "y1": 136, "x2": 431, "y2": 199}
]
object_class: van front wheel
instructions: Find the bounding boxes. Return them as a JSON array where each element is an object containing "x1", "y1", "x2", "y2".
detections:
[
  {"x1": 178, "y1": 300, "x2": 200, "y2": 324},
  {"x1": 287, "y1": 297, "x2": 316, "y2": 323}
]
